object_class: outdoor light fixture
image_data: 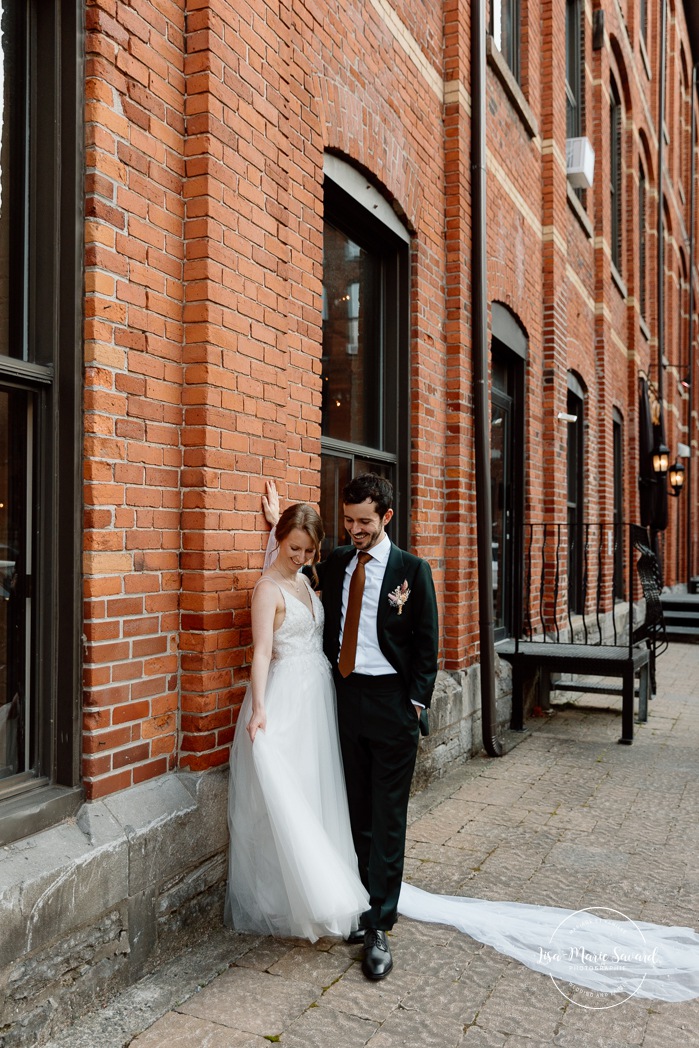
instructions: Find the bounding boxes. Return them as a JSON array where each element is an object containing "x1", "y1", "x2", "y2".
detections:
[
  {"x1": 669, "y1": 459, "x2": 686, "y2": 497},
  {"x1": 652, "y1": 442, "x2": 670, "y2": 474}
]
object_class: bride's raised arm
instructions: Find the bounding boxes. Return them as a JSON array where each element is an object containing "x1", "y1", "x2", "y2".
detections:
[{"x1": 261, "y1": 480, "x2": 281, "y2": 569}]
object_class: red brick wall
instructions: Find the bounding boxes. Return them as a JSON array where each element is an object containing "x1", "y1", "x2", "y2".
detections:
[
  {"x1": 83, "y1": 0, "x2": 185, "y2": 799},
  {"x1": 81, "y1": 0, "x2": 699, "y2": 797}
]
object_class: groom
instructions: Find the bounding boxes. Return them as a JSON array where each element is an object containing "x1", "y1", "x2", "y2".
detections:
[{"x1": 319, "y1": 473, "x2": 439, "y2": 980}]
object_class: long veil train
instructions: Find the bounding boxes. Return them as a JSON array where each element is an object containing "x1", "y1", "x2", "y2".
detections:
[{"x1": 398, "y1": 881, "x2": 699, "y2": 1003}]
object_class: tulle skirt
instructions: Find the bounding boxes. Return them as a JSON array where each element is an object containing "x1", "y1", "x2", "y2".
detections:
[{"x1": 224, "y1": 651, "x2": 368, "y2": 942}]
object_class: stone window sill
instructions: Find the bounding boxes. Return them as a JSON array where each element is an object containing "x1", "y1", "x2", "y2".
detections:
[
  {"x1": 640, "y1": 35, "x2": 651, "y2": 80},
  {"x1": 611, "y1": 262, "x2": 628, "y2": 300},
  {"x1": 567, "y1": 183, "x2": 593, "y2": 238},
  {"x1": 0, "y1": 784, "x2": 83, "y2": 847}
]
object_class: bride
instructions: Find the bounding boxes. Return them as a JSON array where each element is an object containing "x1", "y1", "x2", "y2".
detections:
[
  {"x1": 224, "y1": 491, "x2": 699, "y2": 1002},
  {"x1": 224, "y1": 500, "x2": 368, "y2": 940}
]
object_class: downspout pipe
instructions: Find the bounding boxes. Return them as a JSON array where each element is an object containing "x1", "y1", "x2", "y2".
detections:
[
  {"x1": 652, "y1": 0, "x2": 667, "y2": 562},
  {"x1": 657, "y1": 0, "x2": 667, "y2": 409},
  {"x1": 471, "y1": 0, "x2": 503, "y2": 757},
  {"x1": 687, "y1": 62, "x2": 698, "y2": 588}
]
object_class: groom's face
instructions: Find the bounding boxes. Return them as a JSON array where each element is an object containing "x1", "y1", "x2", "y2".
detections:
[{"x1": 343, "y1": 499, "x2": 394, "y2": 552}]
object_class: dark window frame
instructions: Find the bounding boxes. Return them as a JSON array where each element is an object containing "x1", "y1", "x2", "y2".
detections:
[
  {"x1": 639, "y1": 0, "x2": 648, "y2": 47},
  {"x1": 0, "y1": 0, "x2": 83, "y2": 843},
  {"x1": 489, "y1": 0, "x2": 521, "y2": 84},
  {"x1": 490, "y1": 338, "x2": 525, "y2": 642},
  {"x1": 612, "y1": 407, "x2": 625, "y2": 601},
  {"x1": 321, "y1": 175, "x2": 410, "y2": 554},
  {"x1": 567, "y1": 373, "x2": 585, "y2": 615},
  {"x1": 566, "y1": 0, "x2": 583, "y2": 140},
  {"x1": 639, "y1": 161, "x2": 647, "y2": 319},
  {"x1": 610, "y1": 78, "x2": 623, "y2": 273}
]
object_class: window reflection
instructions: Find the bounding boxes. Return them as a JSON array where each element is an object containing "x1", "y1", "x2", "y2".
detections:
[
  {"x1": 320, "y1": 453, "x2": 393, "y2": 557},
  {"x1": 492, "y1": 0, "x2": 520, "y2": 81},
  {"x1": 0, "y1": 389, "x2": 28, "y2": 780},
  {"x1": 322, "y1": 223, "x2": 381, "y2": 448},
  {"x1": 0, "y1": 2, "x2": 26, "y2": 360}
]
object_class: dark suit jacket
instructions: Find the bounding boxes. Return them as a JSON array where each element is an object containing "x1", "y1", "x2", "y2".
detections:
[{"x1": 316, "y1": 542, "x2": 439, "y2": 710}]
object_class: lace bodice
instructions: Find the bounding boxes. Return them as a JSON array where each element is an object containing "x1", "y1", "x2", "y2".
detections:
[{"x1": 256, "y1": 576, "x2": 326, "y2": 664}]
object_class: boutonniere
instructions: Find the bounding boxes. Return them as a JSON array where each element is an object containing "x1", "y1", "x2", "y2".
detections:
[{"x1": 388, "y1": 580, "x2": 410, "y2": 615}]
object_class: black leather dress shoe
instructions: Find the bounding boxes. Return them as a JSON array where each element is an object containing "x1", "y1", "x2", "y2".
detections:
[
  {"x1": 345, "y1": 928, "x2": 365, "y2": 945},
  {"x1": 361, "y1": 929, "x2": 393, "y2": 980}
]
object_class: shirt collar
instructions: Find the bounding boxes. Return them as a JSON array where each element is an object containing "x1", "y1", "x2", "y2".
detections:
[{"x1": 362, "y1": 533, "x2": 391, "y2": 566}]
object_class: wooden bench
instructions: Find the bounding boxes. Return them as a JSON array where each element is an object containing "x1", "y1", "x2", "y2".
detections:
[
  {"x1": 497, "y1": 639, "x2": 650, "y2": 744},
  {"x1": 498, "y1": 523, "x2": 666, "y2": 745}
]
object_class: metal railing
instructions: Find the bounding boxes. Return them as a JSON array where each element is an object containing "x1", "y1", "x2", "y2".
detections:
[{"x1": 513, "y1": 522, "x2": 655, "y2": 658}]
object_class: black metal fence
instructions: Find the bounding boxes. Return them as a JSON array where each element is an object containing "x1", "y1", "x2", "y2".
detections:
[{"x1": 514, "y1": 522, "x2": 657, "y2": 656}]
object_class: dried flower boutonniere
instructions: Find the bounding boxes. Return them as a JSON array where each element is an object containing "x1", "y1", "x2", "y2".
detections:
[{"x1": 388, "y1": 580, "x2": 411, "y2": 615}]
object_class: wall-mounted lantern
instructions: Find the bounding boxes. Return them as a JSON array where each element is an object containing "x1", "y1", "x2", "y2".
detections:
[
  {"x1": 669, "y1": 460, "x2": 686, "y2": 497},
  {"x1": 652, "y1": 442, "x2": 670, "y2": 475}
]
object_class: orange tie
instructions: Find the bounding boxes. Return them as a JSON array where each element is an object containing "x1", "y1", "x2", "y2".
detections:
[{"x1": 338, "y1": 552, "x2": 371, "y2": 677}]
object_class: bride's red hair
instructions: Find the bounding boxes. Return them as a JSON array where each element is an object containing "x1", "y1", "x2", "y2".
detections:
[{"x1": 275, "y1": 503, "x2": 324, "y2": 583}]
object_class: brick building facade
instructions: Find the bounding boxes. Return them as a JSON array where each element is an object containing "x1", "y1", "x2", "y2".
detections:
[{"x1": 1, "y1": 0, "x2": 698, "y2": 1040}]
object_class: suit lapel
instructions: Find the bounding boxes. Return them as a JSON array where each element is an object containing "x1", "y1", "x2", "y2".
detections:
[{"x1": 377, "y1": 543, "x2": 405, "y2": 633}]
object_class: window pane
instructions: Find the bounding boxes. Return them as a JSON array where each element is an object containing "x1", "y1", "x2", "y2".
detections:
[
  {"x1": 320, "y1": 452, "x2": 394, "y2": 556},
  {"x1": 322, "y1": 223, "x2": 382, "y2": 448},
  {"x1": 320, "y1": 453, "x2": 352, "y2": 557},
  {"x1": 610, "y1": 85, "x2": 622, "y2": 272},
  {"x1": 639, "y1": 167, "x2": 646, "y2": 316},
  {"x1": 0, "y1": 388, "x2": 30, "y2": 782},
  {"x1": 495, "y1": 0, "x2": 520, "y2": 80},
  {"x1": 0, "y1": 3, "x2": 26, "y2": 360},
  {"x1": 566, "y1": 0, "x2": 581, "y2": 139}
]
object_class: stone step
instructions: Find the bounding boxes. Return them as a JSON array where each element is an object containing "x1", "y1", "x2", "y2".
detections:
[{"x1": 664, "y1": 625, "x2": 699, "y2": 642}]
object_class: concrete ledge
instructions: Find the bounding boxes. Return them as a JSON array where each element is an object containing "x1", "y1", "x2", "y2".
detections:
[
  {"x1": 414, "y1": 666, "x2": 512, "y2": 791},
  {"x1": 0, "y1": 769, "x2": 230, "y2": 1046}
]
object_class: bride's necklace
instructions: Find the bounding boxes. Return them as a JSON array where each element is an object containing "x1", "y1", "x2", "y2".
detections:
[{"x1": 271, "y1": 564, "x2": 300, "y2": 591}]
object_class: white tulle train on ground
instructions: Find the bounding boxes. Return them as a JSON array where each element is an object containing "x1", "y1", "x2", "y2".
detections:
[{"x1": 398, "y1": 883, "x2": 699, "y2": 1003}]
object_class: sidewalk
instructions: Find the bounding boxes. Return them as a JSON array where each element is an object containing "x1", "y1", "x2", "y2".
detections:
[{"x1": 45, "y1": 644, "x2": 699, "y2": 1048}]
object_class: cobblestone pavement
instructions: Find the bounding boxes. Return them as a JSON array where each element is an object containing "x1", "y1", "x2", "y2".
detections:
[{"x1": 47, "y1": 643, "x2": 699, "y2": 1048}]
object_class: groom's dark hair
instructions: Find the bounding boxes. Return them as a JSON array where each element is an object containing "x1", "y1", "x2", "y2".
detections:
[{"x1": 343, "y1": 473, "x2": 394, "y2": 519}]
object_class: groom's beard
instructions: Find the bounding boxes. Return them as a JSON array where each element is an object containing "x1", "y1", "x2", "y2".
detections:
[{"x1": 349, "y1": 529, "x2": 385, "y2": 552}]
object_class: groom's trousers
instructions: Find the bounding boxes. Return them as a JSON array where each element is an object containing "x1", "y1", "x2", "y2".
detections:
[{"x1": 333, "y1": 669, "x2": 420, "y2": 931}]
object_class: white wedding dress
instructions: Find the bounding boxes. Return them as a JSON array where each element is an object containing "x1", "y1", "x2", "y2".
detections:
[
  {"x1": 225, "y1": 548, "x2": 699, "y2": 1001},
  {"x1": 224, "y1": 576, "x2": 369, "y2": 941}
]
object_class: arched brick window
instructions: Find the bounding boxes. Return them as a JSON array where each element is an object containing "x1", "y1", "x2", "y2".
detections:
[{"x1": 320, "y1": 156, "x2": 410, "y2": 554}]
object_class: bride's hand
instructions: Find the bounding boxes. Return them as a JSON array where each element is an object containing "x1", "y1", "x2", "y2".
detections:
[
  {"x1": 262, "y1": 480, "x2": 280, "y2": 526},
  {"x1": 247, "y1": 709, "x2": 266, "y2": 743}
]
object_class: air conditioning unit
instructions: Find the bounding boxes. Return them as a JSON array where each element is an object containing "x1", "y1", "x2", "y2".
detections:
[{"x1": 566, "y1": 136, "x2": 595, "y2": 189}]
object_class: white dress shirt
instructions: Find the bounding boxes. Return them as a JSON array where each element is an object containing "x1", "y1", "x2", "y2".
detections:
[{"x1": 339, "y1": 534, "x2": 395, "y2": 675}]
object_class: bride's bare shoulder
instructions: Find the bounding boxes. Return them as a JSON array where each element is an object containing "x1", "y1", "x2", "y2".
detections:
[{"x1": 253, "y1": 574, "x2": 284, "y2": 603}]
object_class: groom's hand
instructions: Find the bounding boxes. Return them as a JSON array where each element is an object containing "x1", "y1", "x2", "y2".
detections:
[{"x1": 262, "y1": 480, "x2": 280, "y2": 526}]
